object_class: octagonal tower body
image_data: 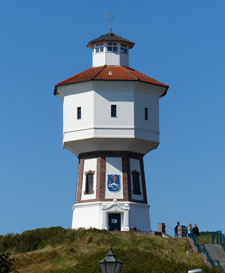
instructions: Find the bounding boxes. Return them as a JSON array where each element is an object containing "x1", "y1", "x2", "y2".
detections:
[{"x1": 54, "y1": 31, "x2": 168, "y2": 232}]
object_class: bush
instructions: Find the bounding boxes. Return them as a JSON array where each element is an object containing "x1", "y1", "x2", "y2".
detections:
[
  {"x1": 0, "y1": 227, "x2": 110, "y2": 254},
  {"x1": 0, "y1": 253, "x2": 18, "y2": 273}
]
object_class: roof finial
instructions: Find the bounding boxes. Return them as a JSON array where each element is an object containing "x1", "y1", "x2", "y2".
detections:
[{"x1": 106, "y1": 12, "x2": 114, "y2": 32}]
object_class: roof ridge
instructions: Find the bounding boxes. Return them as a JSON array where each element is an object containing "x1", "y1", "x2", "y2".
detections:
[
  {"x1": 91, "y1": 65, "x2": 107, "y2": 79},
  {"x1": 121, "y1": 66, "x2": 139, "y2": 80}
]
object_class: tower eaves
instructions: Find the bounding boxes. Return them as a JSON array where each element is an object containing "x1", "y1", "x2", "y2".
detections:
[{"x1": 87, "y1": 31, "x2": 135, "y2": 49}]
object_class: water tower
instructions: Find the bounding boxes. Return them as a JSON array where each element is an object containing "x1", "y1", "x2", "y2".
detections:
[{"x1": 54, "y1": 31, "x2": 168, "y2": 232}]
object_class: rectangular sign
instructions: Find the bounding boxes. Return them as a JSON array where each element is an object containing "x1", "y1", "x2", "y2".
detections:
[{"x1": 111, "y1": 219, "x2": 117, "y2": 224}]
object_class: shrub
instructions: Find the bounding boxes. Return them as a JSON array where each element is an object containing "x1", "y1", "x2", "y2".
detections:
[{"x1": 0, "y1": 253, "x2": 18, "y2": 273}]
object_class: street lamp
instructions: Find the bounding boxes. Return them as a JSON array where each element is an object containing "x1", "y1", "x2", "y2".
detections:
[{"x1": 99, "y1": 246, "x2": 123, "y2": 273}]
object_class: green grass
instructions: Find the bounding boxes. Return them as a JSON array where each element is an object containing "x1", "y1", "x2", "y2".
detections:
[{"x1": 0, "y1": 227, "x2": 222, "y2": 273}]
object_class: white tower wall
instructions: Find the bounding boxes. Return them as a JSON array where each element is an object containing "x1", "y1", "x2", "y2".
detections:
[
  {"x1": 55, "y1": 31, "x2": 168, "y2": 233},
  {"x1": 57, "y1": 81, "x2": 164, "y2": 157}
]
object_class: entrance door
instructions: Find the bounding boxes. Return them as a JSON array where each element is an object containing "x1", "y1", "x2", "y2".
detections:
[{"x1": 108, "y1": 213, "x2": 121, "y2": 231}]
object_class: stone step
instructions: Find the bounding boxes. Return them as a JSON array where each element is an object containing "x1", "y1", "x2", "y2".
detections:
[{"x1": 204, "y1": 244, "x2": 225, "y2": 269}]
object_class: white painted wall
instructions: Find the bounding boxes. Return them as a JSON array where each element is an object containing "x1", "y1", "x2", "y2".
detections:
[
  {"x1": 57, "y1": 81, "x2": 165, "y2": 156},
  {"x1": 93, "y1": 82, "x2": 134, "y2": 128},
  {"x1": 134, "y1": 84, "x2": 160, "y2": 134},
  {"x1": 72, "y1": 201, "x2": 151, "y2": 232},
  {"x1": 92, "y1": 43, "x2": 129, "y2": 67},
  {"x1": 129, "y1": 203, "x2": 151, "y2": 231},
  {"x1": 105, "y1": 157, "x2": 123, "y2": 199},
  {"x1": 130, "y1": 158, "x2": 144, "y2": 201},
  {"x1": 81, "y1": 158, "x2": 97, "y2": 201},
  {"x1": 57, "y1": 82, "x2": 94, "y2": 134},
  {"x1": 72, "y1": 203, "x2": 102, "y2": 229}
]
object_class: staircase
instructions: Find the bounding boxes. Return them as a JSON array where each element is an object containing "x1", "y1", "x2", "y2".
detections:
[{"x1": 204, "y1": 244, "x2": 225, "y2": 270}]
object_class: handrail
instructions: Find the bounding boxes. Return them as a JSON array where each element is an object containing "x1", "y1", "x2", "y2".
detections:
[
  {"x1": 189, "y1": 231, "x2": 224, "y2": 272},
  {"x1": 165, "y1": 225, "x2": 175, "y2": 237},
  {"x1": 212, "y1": 231, "x2": 225, "y2": 252},
  {"x1": 201, "y1": 244, "x2": 215, "y2": 268}
]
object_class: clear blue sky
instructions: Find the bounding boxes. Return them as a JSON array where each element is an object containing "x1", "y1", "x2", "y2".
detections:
[{"x1": 1, "y1": 0, "x2": 225, "y2": 235}]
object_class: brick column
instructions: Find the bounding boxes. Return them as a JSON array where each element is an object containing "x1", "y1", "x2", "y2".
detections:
[
  {"x1": 177, "y1": 225, "x2": 183, "y2": 238},
  {"x1": 158, "y1": 223, "x2": 165, "y2": 233}
]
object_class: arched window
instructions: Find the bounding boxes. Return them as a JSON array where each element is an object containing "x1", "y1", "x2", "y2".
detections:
[
  {"x1": 84, "y1": 170, "x2": 95, "y2": 195},
  {"x1": 132, "y1": 170, "x2": 141, "y2": 195}
]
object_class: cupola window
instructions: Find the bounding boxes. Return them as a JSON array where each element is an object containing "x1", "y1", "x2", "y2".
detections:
[
  {"x1": 107, "y1": 43, "x2": 117, "y2": 52},
  {"x1": 121, "y1": 44, "x2": 128, "y2": 54},
  {"x1": 96, "y1": 43, "x2": 104, "y2": 53}
]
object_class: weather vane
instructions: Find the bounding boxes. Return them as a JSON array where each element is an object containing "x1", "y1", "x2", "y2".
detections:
[{"x1": 106, "y1": 12, "x2": 115, "y2": 32}]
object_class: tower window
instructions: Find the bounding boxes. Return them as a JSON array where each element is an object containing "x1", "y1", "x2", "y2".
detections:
[
  {"x1": 96, "y1": 43, "x2": 104, "y2": 53},
  {"x1": 84, "y1": 170, "x2": 95, "y2": 194},
  {"x1": 121, "y1": 44, "x2": 128, "y2": 54},
  {"x1": 111, "y1": 105, "x2": 117, "y2": 117},
  {"x1": 107, "y1": 43, "x2": 117, "y2": 52},
  {"x1": 77, "y1": 107, "x2": 81, "y2": 119},
  {"x1": 145, "y1": 108, "x2": 148, "y2": 120},
  {"x1": 132, "y1": 170, "x2": 141, "y2": 195}
]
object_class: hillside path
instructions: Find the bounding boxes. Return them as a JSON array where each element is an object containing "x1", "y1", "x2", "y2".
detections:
[{"x1": 204, "y1": 244, "x2": 225, "y2": 270}]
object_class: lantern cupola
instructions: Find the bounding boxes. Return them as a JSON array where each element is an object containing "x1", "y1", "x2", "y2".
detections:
[{"x1": 87, "y1": 31, "x2": 135, "y2": 67}]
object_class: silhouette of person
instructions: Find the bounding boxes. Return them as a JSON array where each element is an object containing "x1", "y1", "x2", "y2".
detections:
[
  {"x1": 174, "y1": 222, "x2": 180, "y2": 238},
  {"x1": 192, "y1": 224, "x2": 200, "y2": 236}
]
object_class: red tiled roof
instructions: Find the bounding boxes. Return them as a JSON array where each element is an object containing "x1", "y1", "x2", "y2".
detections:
[{"x1": 54, "y1": 66, "x2": 168, "y2": 96}]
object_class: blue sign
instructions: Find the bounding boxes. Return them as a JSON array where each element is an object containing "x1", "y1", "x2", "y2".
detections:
[{"x1": 107, "y1": 174, "x2": 120, "y2": 192}]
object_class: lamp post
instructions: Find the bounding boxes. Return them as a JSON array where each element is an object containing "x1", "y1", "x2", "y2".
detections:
[{"x1": 99, "y1": 246, "x2": 123, "y2": 273}]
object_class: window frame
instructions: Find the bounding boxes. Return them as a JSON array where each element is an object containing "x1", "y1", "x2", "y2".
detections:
[
  {"x1": 121, "y1": 44, "x2": 128, "y2": 54},
  {"x1": 111, "y1": 105, "x2": 117, "y2": 117},
  {"x1": 84, "y1": 170, "x2": 95, "y2": 195},
  {"x1": 131, "y1": 170, "x2": 141, "y2": 195},
  {"x1": 95, "y1": 43, "x2": 104, "y2": 53},
  {"x1": 145, "y1": 107, "x2": 148, "y2": 120},
  {"x1": 107, "y1": 43, "x2": 118, "y2": 52},
  {"x1": 77, "y1": 107, "x2": 81, "y2": 120}
]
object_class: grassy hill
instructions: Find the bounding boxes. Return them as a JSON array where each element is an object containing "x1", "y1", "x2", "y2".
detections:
[{"x1": 0, "y1": 227, "x2": 221, "y2": 273}]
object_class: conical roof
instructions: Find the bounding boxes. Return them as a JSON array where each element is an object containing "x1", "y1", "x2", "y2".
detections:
[
  {"x1": 54, "y1": 65, "x2": 168, "y2": 96},
  {"x1": 87, "y1": 31, "x2": 135, "y2": 49}
]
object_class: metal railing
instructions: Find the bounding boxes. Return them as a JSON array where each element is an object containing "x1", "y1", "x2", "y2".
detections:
[
  {"x1": 212, "y1": 231, "x2": 225, "y2": 251},
  {"x1": 189, "y1": 231, "x2": 224, "y2": 272},
  {"x1": 165, "y1": 225, "x2": 175, "y2": 237}
]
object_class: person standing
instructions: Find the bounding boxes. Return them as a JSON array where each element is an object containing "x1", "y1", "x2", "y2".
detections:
[
  {"x1": 187, "y1": 223, "x2": 192, "y2": 237},
  {"x1": 192, "y1": 224, "x2": 200, "y2": 236},
  {"x1": 174, "y1": 222, "x2": 180, "y2": 238}
]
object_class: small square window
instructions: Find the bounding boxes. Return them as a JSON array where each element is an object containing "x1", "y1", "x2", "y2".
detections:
[
  {"x1": 96, "y1": 43, "x2": 104, "y2": 53},
  {"x1": 121, "y1": 44, "x2": 128, "y2": 54},
  {"x1": 108, "y1": 43, "x2": 117, "y2": 52},
  {"x1": 77, "y1": 107, "x2": 81, "y2": 119},
  {"x1": 111, "y1": 105, "x2": 117, "y2": 117},
  {"x1": 145, "y1": 108, "x2": 148, "y2": 120}
]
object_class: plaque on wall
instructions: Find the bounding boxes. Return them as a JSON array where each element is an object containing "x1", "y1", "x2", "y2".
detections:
[{"x1": 107, "y1": 175, "x2": 121, "y2": 192}]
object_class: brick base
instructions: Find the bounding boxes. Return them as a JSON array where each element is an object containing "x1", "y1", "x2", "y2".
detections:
[{"x1": 75, "y1": 151, "x2": 148, "y2": 204}]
